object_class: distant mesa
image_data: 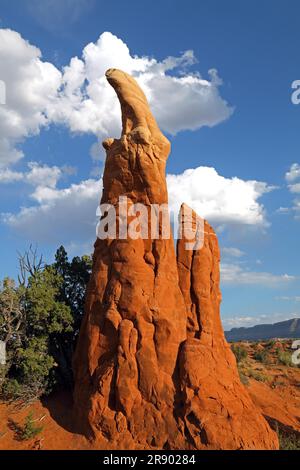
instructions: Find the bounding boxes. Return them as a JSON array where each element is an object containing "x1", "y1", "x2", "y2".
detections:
[{"x1": 226, "y1": 318, "x2": 300, "y2": 342}]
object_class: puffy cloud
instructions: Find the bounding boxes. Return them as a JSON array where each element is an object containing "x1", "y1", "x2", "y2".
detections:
[
  {"x1": 167, "y1": 166, "x2": 273, "y2": 228},
  {"x1": 223, "y1": 316, "x2": 258, "y2": 329},
  {"x1": 0, "y1": 29, "x2": 62, "y2": 168},
  {"x1": 2, "y1": 165, "x2": 273, "y2": 248},
  {"x1": 139, "y1": 67, "x2": 231, "y2": 135},
  {"x1": 283, "y1": 163, "x2": 300, "y2": 217},
  {"x1": 293, "y1": 199, "x2": 300, "y2": 216},
  {"x1": 0, "y1": 29, "x2": 232, "y2": 169},
  {"x1": 221, "y1": 262, "x2": 296, "y2": 287},
  {"x1": 286, "y1": 163, "x2": 300, "y2": 194},
  {"x1": 223, "y1": 312, "x2": 300, "y2": 330},
  {"x1": 285, "y1": 163, "x2": 300, "y2": 183},
  {"x1": 289, "y1": 183, "x2": 300, "y2": 194},
  {"x1": 0, "y1": 162, "x2": 70, "y2": 188},
  {"x1": 25, "y1": 162, "x2": 62, "y2": 188},
  {"x1": 51, "y1": 33, "x2": 232, "y2": 138},
  {"x1": 222, "y1": 247, "x2": 245, "y2": 258},
  {"x1": 3, "y1": 179, "x2": 101, "y2": 245},
  {"x1": 0, "y1": 168, "x2": 23, "y2": 183}
]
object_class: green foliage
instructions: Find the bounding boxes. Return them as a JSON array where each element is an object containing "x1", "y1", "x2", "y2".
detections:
[
  {"x1": 20, "y1": 412, "x2": 43, "y2": 441},
  {"x1": 26, "y1": 267, "x2": 73, "y2": 336},
  {"x1": 54, "y1": 246, "x2": 92, "y2": 333},
  {"x1": 1, "y1": 378, "x2": 23, "y2": 401},
  {"x1": 253, "y1": 349, "x2": 270, "y2": 364},
  {"x1": 247, "y1": 368, "x2": 269, "y2": 383},
  {"x1": 238, "y1": 369, "x2": 249, "y2": 386},
  {"x1": 51, "y1": 247, "x2": 92, "y2": 387},
  {"x1": 0, "y1": 245, "x2": 92, "y2": 403},
  {"x1": 231, "y1": 344, "x2": 248, "y2": 363},
  {"x1": 16, "y1": 337, "x2": 55, "y2": 382},
  {"x1": 0, "y1": 278, "x2": 24, "y2": 345},
  {"x1": 277, "y1": 351, "x2": 293, "y2": 367},
  {"x1": 278, "y1": 431, "x2": 300, "y2": 450},
  {"x1": 9, "y1": 412, "x2": 44, "y2": 441}
]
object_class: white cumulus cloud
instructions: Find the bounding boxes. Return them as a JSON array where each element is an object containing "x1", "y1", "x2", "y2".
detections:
[
  {"x1": 221, "y1": 262, "x2": 295, "y2": 287},
  {"x1": 223, "y1": 312, "x2": 300, "y2": 330},
  {"x1": 3, "y1": 179, "x2": 101, "y2": 245},
  {"x1": 0, "y1": 29, "x2": 62, "y2": 168},
  {"x1": 0, "y1": 29, "x2": 232, "y2": 169},
  {"x1": 167, "y1": 166, "x2": 273, "y2": 228},
  {"x1": 0, "y1": 168, "x2": 23, "y2": 183},
  {"x1": 0, "y1": 162, "x2": 72, "y2": 188},
  {"x1": 2, "y1": 165, "x2": 273, "y2": 248},
  {"x1": 222, "y1": 247, "x2": 245, "y2": 258},
  {"x1": 285, "y1": 163, "x2": 300, "y2": 183},
  {"x1": 283, "y1": 163, "x2": 300, "y2": 217}
]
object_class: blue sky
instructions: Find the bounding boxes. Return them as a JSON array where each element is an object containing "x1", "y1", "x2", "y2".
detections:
[{"x1": 0, "y1": 0, "x2": 300, "y2": 329}]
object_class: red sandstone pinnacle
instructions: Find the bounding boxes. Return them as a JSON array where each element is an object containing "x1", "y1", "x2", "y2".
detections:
[
  {"x1": 73, "y1": 68, "x2": 187, "y2": 449},
  {"x1": 73, "y1": 69, "x2": 279, "y2": 450},
  {"x1": 177, "y1": 205, "x2": 278, "y2": 449}
]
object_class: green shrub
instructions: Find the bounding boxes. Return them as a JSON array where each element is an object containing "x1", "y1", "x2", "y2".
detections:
[
  {"x1": 238, "y1": 369, "x2": 249, "y2": 386},
  {"x1": 277, "y1": 351, "x2": 293, "y2": 367},
  {"x1": 265, "y1": 339, "x2": 276, "y2": 349},
  {"x1": 19, "y1": 412, "x2": 43, "y2": 441},
  {"x1": 0, "y1": 378, "x2": 23, "y2": 401},
  {"x1": 245, "y1": 368, "x2": 269, "y2": 383},
  {"x1": 254, "y1": 350, "x2": 270, "y2": 364},
  {"x1": 0, "y1": 246, "x2": 92, "y2": 403},
  {"x1": 231, "y1": 344, "x2": 248, "y2": 363},
  {"x1": 279, "y1": 432, "x2": 300, "y2": 450},
  {"x1": 16, "y1": 337, "x2": 55, "y2": 382}
]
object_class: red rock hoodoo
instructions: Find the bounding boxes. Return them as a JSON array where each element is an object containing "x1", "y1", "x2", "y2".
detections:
[
  {"x1": 73, "y1": 69, "x2": 279, "y2": 450},
  {"x1": 177, "y1": 207, "x2": 278, "y2": 449}
]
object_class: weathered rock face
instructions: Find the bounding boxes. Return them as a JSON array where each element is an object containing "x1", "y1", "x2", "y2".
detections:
[
  {"x1": 73, "y1": 69, "x2": 279, "y2": 450},
  {"x1": 73, "y1": 69, "x2": 187, "y2": 449},
  {"x1": 177, "y1": 206, "x2": 279, "y2": 449}
]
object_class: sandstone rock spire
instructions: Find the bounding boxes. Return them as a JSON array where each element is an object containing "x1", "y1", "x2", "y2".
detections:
[
  {"x1": 177, "y1": 205, "x2": 278, "y2": 449},
  {"x1": 73, "y1": 68, "x2": 187, "y2": 449},
  {"x1": 73, "y1": 69, "x2": 279, "y2": 450}
]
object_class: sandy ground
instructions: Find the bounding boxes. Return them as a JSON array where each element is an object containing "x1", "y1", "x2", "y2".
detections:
[
  {"x1": 0, "y1": 391, "x2": 93, "y2": 450},
  {"x1": 0, "y1": 340, "x2": 299, "y2": 450}
]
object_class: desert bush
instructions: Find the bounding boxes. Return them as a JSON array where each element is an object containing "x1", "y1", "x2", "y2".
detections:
[
  {"x1": 8, "y1": 411, "x2": 43, "y2": 441},
  {"x1": 244, "y1": 368, "x2": 269, "y2": 383},
  {"x1": 231, "y1": 344, "x2": 248, "y2": 363},
  {"x1": 0, "y1": 246, "x2": 92, "y2": 403},
  {"x1": 1, "y1": 378, "x2": 23, "y2": 401},
  {"x1": 238, "y1": 369, "x2": 249, "y2": 386},
  {"x1": 19, "y1": 412, "x2": 43, "y2": 441},
  {"x1": 279, "y1": 431, "x2": 300, "y2": 450},
  {"x1": 253, "y1": 349, "x2": 270, "y2": 364},
  {"x1": 277, "y1": 351, "x2": 293, "y2": 367}
]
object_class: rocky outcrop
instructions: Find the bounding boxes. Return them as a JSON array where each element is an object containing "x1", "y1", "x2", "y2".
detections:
[
  {"x1": 73, "y1": 69, "x2": 187, "y2": 449},
  {"x1": 249, "y1": 379, "x2": 300, "y2": 436},
  {"x1": 177, "y1": 206, "x2": 278, "y2": 449},
  {"x1": 73, "y1": 69, "x2": 279, "y2": 450}
]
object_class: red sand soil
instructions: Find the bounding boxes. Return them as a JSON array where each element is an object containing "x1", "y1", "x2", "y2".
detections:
[
  {"x1": 248, "y1": 366, "x2": 300, "y2": 432},
  {"x1": 0, "y1": 391, "x2": 94, "y2": 450},
  {"x1": 239, "y1": 340, "x2": 300, "y2": 435},
  {"x1": 0, "y1": 341, "x2": 299, "y2": 450}
]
